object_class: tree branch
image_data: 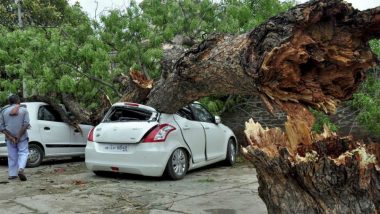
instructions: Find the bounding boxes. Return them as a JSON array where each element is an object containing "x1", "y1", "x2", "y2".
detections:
[{"x1": 60, "y1": 62, "x2": 122, "y2": 97}]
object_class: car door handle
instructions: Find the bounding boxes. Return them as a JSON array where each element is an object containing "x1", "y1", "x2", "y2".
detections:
[
  {"x1": 44, "y1": 127, "x2": 50, "y2": 130},
  {"x1": 183, "y1": 126, "x2": 191, "y2": 130},
  {"x1": 74, "y1": 129, "x2": 80, "y2": 133}
]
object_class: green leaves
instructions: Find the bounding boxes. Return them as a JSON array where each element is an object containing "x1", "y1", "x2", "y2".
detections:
[
  {"x1": 0, "y1": 2, "x2": 117, "y2": 109},
  {"x1": 58, "y1": 75, "x2": 76, "y2": 92},
  {"x1": 351, "y1": 72, "x2": 380, "y2": 134},
  {"x1": 200, "y1": 98, "x2": 225, "y2": 115},
  {"x1": 142, "y1": 48, "x2": 163, "y2": 65},
  {"x1": 348, "y1": 40, "x2": 380, "y2": 135},
  {"x1": 0, "y1": 0, "x2": 72, "y2": 29},
  {"x1": 369, "y1": 39, "x2": 380, "y2": 57},
  {"x1": 310, "y1": 108, "x2": 338, "y2": 134},
  {"x1": 0, "y1": 0, "x2": 296, "y2": 114}
]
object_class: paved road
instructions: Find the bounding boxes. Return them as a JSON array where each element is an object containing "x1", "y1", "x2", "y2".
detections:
[{"x1": 0, "y1": 158, "x2": 267, "y2": 214}]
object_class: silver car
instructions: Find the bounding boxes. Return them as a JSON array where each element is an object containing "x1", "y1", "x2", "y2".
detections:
[{"x1": 0, "y1": 102, "x2": 93, "y2": 167}]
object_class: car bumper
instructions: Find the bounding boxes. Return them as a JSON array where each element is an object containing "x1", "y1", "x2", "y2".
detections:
[
  {"x1": 85, "y1": 141, "x2": 173, "y2": 177},
  {"x1": 0, "y1": 133, "x2": 7, "y2": 157},
  {"x1": 0, "y1": 142, "x2": 7, "y2": 157}
]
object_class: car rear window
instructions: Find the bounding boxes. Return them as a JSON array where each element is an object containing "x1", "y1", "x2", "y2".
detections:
[{"x1": 103, "y1": 106, "x2": 157, "y2": 122}]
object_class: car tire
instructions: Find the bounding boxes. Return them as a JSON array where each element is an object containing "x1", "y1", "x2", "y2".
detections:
[
  {"x1": 93, "y1": 171, "x2": 114, "y2": 177},
  {"x1": 27, "y1": 144, "x2": 44, "y2": 168},
  {"x1": 71, "y1": 156, "x2": 83, "y2": 161},
  {"x1": 224, "y1": 138, "x2": 237, "y2": 166},
  {"x1": 166, "y1": 148, "x2": 188, "y2": 180}
]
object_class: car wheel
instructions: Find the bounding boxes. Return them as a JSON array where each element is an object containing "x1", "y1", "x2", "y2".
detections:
[
  {"x1": 27, "y1": 144, "x2": 44, "y2": 168},
  {"x1": 71, "y1": 156, "x2": 83, "y2": 161},
  {"x1": 93, "y1": 171, "x2": 112, "y2": 177},
  {"x1": 166, "y1": 148, "x2": 188, "y2": 180},
  {"x1": 224, "y1": 139, "x2": 236, "y2": 166}
]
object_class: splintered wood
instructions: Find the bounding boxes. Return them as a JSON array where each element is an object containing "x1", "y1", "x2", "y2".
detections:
[
  {"x1": 243, "y1": 101, "x2": 379, "y2": 213},
  {"x1": 129, "y1": 70, "x2": 153, "y2": 89},
  {"x1": 242, "y1": 4, "x2": 380, "y2": 211},
  {"x1": 259, "y1": 25, "x2": 375, "y2": 114},
  {"x1": 119, "y1": 70, "x2": 153, "y2": 103},
  {"x1": 244, "y1": 100, "x2": 377, "y2": 166},
  {"x1": 244, "y1": 103, "x2": 315, "y2": 157}
]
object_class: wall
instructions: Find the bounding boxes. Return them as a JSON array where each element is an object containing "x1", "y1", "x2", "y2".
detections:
[
  {"x1": 221, "y1": 96, "x2": 379, "y2": 146},
  {"x1": 221, "y1": 96, "x2": 287, "y2": 147}
]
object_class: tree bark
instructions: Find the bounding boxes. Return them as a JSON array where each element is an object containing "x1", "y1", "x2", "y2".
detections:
[
  {"x1": 139, "y1": 0, "x2": 379, "y2": 114},
  {"x1": 118, "y1": 0, "x2": 380, "y2": 213},
  {"x1": 25, "y1": 95, "x2": 83, "y2": 130}
]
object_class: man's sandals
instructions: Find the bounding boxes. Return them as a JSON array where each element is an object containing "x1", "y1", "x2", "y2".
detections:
[{"x1": 18, "y1": 169, "x2": 27, "y2": 181}]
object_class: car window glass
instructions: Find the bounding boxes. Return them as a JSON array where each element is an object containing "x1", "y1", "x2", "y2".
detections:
[
  {"x1": 190, "y1": 103, "x2": 214, "y2": 123},
  {"x1": 104, "y1": 106, "x2": 153, "y2": 122},
  {"x1": 38, "y1": 106, "x2": 63, "y2": 122},
  {"x1": 176, "y1": 106, "x2": 194, "y2": 120}
]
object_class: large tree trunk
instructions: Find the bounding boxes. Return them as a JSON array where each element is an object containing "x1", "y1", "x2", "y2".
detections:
[
  {"x1": 138, "y1": 0, "x2": 379, "y2": 115},
  {"x1": 118, "y1": 0, "x2": 380, "y2": 213}
]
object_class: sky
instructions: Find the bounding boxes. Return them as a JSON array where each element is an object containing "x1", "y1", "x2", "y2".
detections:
[
  {"x1": 68, "y1": 0, "x2": 380, "y2": 19},
  {"x1": 68, "y1": 0, "x2": 130, "y2": 19}
]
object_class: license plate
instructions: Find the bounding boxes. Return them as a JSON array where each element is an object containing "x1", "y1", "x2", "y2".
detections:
[{"x1": 103, "y1": 144, "x2": 128, "y2": 152}]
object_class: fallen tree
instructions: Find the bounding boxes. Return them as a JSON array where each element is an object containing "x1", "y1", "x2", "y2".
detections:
[
  {"x1": 127, "y1": 0, "x2": 379, "y2": 115},
  {"x1": 40, "y1": 0, "x2": 380, "y2": 212},
  {"x1": 117, "y1": 0, "x2": 380, "y2": 212}
]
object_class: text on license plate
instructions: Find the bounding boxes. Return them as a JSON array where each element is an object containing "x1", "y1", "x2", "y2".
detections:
[{"x1": 103, "y1": 144, "x2": 128, "y2": 152}]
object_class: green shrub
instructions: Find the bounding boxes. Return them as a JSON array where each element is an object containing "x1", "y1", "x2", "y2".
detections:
[{"x1": 310, "y1": 108, "x2": 338, "y2": 134}]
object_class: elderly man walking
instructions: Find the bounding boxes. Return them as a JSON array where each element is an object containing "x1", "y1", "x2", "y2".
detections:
[{"x1": 0, "y1": 95, "x2": 30, "y2": 181}]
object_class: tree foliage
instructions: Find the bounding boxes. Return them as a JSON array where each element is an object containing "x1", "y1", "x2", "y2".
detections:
[
  {"x1": 0, "y1": 1, "x2": 114, "y2": 112},
  {"x1": 349, "y1": 39, "x2": 380, "y2": 135},
  {"x1": 0, "y1": 0, "x2": 294, "y2": 112},
  {"x1": 310, "y1": 108, "x2": 338, "y2": 133},
  {"x1": 0, "y1": 0, "x2": 68, "y2": 28}
]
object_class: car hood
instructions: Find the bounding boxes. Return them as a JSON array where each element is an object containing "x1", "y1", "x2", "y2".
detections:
[{"x1": 93, "y1": 121, "x2": 159, "y2": 143}]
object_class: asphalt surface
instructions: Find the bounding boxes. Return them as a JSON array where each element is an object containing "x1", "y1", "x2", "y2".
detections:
[{"x1": 0, "y1": 157, "x2": 267, "y2": 214}]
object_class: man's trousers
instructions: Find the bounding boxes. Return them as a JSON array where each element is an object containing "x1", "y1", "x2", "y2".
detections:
[{"x1": 6, "y1": 139, "x2": 29, "y2": 177}]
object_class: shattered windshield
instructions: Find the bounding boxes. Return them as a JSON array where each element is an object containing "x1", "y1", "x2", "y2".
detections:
[{"x1": 103, "y1": 106, "x2": 158, "y2": 122}]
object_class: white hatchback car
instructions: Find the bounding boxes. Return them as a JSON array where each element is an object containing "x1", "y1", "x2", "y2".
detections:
[
  {"x1": 85, "y1": 102, "x2": 238, "y2": 180},
  {"x1": 0, "y1": 102, "x2": 93, "y2": 167}
]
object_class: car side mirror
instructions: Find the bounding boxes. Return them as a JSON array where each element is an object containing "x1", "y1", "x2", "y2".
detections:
[{"x1": 214, "y1": 116, "x2": 221, "y2": 124}]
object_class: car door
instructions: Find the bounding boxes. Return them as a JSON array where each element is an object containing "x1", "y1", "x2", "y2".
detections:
[
  {"x1": 174, "y1": 107, "x2": 206, "y2": 163},
  {"x1": 37, "y1": 105, "x2": 73, "y2": 155},
  {"x1": 71, "y1": 123, "x2": 93, "y2": 153},
  {"x1": 190, "y1": 103, "x2": 226, "y2": 160}
]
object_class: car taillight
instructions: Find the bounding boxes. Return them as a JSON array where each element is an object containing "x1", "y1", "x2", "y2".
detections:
[
  {"x1": 143, "y1": 124, "x2": 176, "y2": 143},
  {"x1": 87, "y1": 127, "x2": 95, "y2": 142},
  {"x1": 124, "y1": 102, "x2": 139, "y2": 107}
]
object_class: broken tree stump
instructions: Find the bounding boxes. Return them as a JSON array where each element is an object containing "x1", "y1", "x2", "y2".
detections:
[{"x1": 243, "y1": 103, "x2": 379, "y2": 213}]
